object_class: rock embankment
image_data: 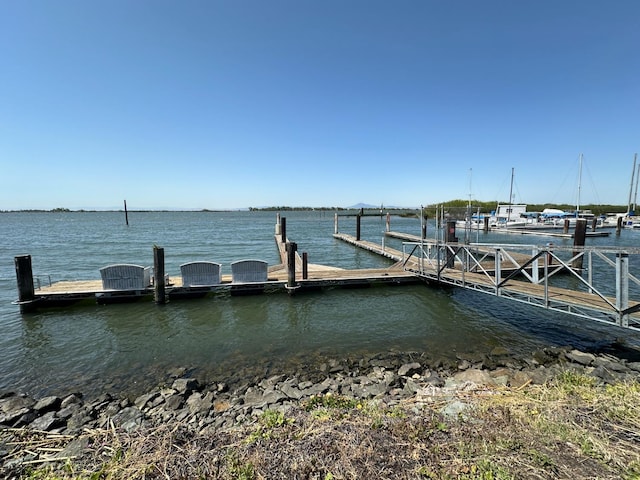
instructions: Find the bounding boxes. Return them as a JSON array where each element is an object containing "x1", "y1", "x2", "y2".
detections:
[{"x1": 2, "y1": 346, "x2": 639, "y2": 443}]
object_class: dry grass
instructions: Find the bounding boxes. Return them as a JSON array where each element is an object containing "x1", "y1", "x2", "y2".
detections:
[{"x1": 2, "y1": 372, "x2": 640, "y2": 479}]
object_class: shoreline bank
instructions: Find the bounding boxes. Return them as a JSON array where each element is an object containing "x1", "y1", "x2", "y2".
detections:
[{"x1": 2, "y1": 345, "x2": 640, "y2": 478}]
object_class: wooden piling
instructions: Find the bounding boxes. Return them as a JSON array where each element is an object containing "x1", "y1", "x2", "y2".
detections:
[
  {"x1": 334, "y1": 213, "x2": 339, "y2": 234},
  {"x1": 280, "y1": 217, "x2": 287, "y2": 243},
  {"x1": 15, "y1": 255, "x2": 36, "y2": 313},
  {"x1": 572, "y1": 219, "x2": 587, "y2": 269},
  {"x1": 286, "y1": 242, "x2": 297, "y2": 289},
  {"x1": 563, "y1": 219, "x2": 570, "y2": 234},
  {"x1": 616, "y1": 216, "x2": 623, "y2": 235},
  {"x1": 356, "y1": 214, "x2": 361, "y2": 241},
  {"x1": 386, "y1": 212, "x2": 391, "y2": 233},
  {"x1": 302, "y1": 252, "x2": 308, "y2": 279},
  {"x1": 591, "y1": 217, "x2": 598, "y2": 232},
  {"x1": 124, "y1": 200, "x2": 129, "y2": 226},
  {"x1": 484, "y1": 216, "x2": 490, "y2": 233},
  {"x1": 154, "y1": 246, "x2": 166, "y2": 304}
]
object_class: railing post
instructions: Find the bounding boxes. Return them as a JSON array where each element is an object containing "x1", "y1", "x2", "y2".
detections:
[
  {"x1": 616, "y1": 253, "x2": 629, "y2": 327},
  {"x1": 495, "y1": 247, "x2": 501, "y2": 296},
  {"x1": 543, "y1": 247, "x2": 549, "y2": 307}
]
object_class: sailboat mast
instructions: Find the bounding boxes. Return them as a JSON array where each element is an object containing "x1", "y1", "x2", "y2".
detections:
[
  {"x1": 633, "y1": 153, "x2": 639, "y2": 212},
  {"x1": 628, "y1": 154, "x2": 637, "y2": 214},
  {"x1": 576, "y1": 153, "x2": 583, "y2": 216},
  {"x1": 507, "y1": 167, "x2": 514, "y2": 222}
]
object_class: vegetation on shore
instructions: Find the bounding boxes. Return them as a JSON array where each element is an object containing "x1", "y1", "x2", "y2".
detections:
[
  {"x1": 4, "y1": 371, "x2": 639, "y2": 480},
  {"x1": 1, "y1": 201, "x2": 630, "y2": 215}
]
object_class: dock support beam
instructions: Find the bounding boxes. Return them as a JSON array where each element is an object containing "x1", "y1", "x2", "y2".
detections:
[
  {"x1": 154, "y1": 246, "x2": 166, "y2": 304},
  {"x1": 15, "y1": 255, "x2": 36, "y2": 313}
]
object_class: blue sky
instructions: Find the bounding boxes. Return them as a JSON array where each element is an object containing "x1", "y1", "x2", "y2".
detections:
[{"x1": 1, "y1": 1, "x2": 639, "y2": 210}]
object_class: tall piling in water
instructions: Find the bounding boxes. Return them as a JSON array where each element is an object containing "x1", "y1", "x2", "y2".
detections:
[
  {"x1": 572, "y1": 219, "x2": 587, "y2": 269},
  {"x1": 15, "y1": 255, "x2": 36, "y2": 313},
  {"x1": 154, "y1": 246, "x2": 166, "y2": 304}
]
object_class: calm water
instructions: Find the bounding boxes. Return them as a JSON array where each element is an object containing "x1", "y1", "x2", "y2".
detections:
[{"x1": 1, "y1": 210, "x2": 639, "y2": 399}]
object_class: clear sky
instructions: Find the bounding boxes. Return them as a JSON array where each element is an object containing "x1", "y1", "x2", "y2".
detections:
[{"x1": 1, "y1": 1, "x2": 639, "y2": 210}]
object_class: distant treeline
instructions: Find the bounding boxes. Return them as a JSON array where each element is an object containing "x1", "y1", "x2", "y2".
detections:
[{"x1": 1, "y1": 202, "x2": 631, "y2": 215}]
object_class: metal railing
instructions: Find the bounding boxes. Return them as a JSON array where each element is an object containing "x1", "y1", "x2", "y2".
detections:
[{"x1": 401, "y1": 240, "x2": 640, "y2": 330}]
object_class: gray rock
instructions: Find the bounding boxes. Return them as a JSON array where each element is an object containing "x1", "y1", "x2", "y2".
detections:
[
  {"x1": 111, "y1": 407, "x2": 144, "y2": 432},
  {"x1": 442, "y1": 400, "x2": 470, "y2": 419},
  {"x1": 30, "y1": 411, "x2": 62, "y2": 431},
  {"x1": 33, "y1": 396, "x2": 62, "y2": 414},
  {"x1": 172, "y1": 378, "x2": 200, "y2": 395},
  {"x1": 398, "y1": 362, "x2": 421, "y2": 377},
  {"x1": 453, "y1": 369, "x2": 496, "y2": 387},
  {"x1": 0, "y1": 407, "x2": 31, "y2": 426},
  {"x1": 60, "y1": 393, "x2": 82, "y2": 408},
  {"x1": 593, "y1": 356, "x2": 628, "y2": 373},
  {"x1": 0, "y1": 394, "x2": 35, "y2": 414},
  {"x1": 565, "y1": 350, "x2": 596, "y2": 366},
  {"x1": 135, "y1": 392, "x2": 160, "y2": 410},
  {"x1": 403, "y1": 378, "x2": 421, "y2": 395},
  {"x1": 164, "y1": 394, "x2": 184, "y2": 411}
]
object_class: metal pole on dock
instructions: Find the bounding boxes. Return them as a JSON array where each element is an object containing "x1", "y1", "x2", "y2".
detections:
[
  {"x1": 15, "y1": 255, "x2": 36, "y2": 313},
  {"x1": 154, "y1": 246, "x2": 166, "y2": 304}
]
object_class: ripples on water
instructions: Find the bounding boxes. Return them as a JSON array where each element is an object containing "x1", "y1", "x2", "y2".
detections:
[{"x1": 1, "y1": 211, "x2": 639, "y2": 398}]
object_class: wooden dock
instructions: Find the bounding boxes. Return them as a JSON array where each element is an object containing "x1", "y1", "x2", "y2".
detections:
[{"x1": 14, "y1": 224, "x2": 420, "y2": 311}]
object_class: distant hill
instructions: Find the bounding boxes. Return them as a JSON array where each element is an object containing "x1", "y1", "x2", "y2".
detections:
[{"x1": 349, "y1": 203, "x2": 381, "y2": 209}]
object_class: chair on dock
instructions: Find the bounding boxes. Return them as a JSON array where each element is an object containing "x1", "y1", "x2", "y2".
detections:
[
  {"x1": 99, "y1": 264, "x2": 152, "y2": 290},
  {"x1": 231, "y1": 259, "x2": 269, "y2": 283},
  {"x1": 180, "y1": 261, "x2": 222, "y2": 287}
]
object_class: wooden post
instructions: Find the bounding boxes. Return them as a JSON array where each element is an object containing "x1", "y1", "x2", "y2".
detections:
[
  {"x1": 572, "y1": 219, "x2": 587, "y2": 269},
  {"x1": 154, "y1": 246, "x2": 166, "y2": 304},
  {"x1": 15, "y1": 255, "x2": 36, "y2": 313},
  {"x1": 280, "y1": 217, "x2": 287, "y2": 243},
  {"x1": 275, "y1": 212, "x2": 281, "y2": 235},
  {"x1": 286, "y1": 242, "x2": 297, "y2": 289},
  {"x1": 484, "y1": 216, "x2": 490, "y2": 232},
  {"x1": 591, "y1": 217, "x2": 597, "y2": 232},
  {"x1": 302, "y1": 252, "x2": 308, "y2": 280},
  {"x1": 563, "y1": 219, "x2": 570, "y2": 234},
  {"x1": 386, "y1": 212, "x2": 391, "y2": 232},
  {"x1": 356, "y1": 213, "x2": 361, "y2": 241},
  {"x1": 334, "y1": 213, "x2": 338, "y2": 234},
  {"x1": 124, "y1": 200, "x2": 129, "y2": 226}
]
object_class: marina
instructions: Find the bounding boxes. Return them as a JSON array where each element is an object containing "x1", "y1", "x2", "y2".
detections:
[{"x1": 12, "y1": 212, "x2": 640, "y2": 332}]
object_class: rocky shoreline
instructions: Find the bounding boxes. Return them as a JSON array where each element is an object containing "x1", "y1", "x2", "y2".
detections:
[{"x1": 2, "y1": 345, "x2": 640, "y2": 474}]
